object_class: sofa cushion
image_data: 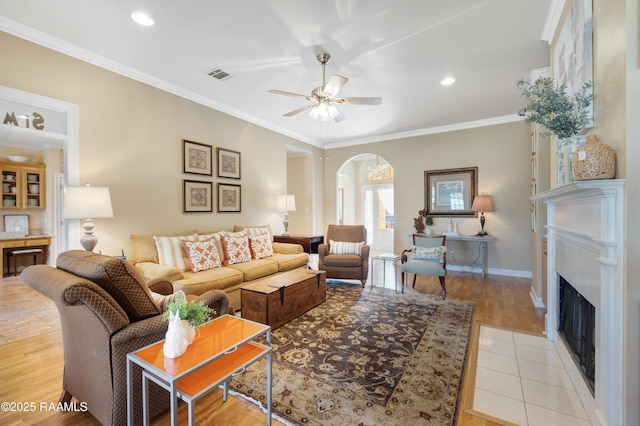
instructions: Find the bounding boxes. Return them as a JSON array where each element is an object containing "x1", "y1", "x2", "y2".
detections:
[
  {"x1": 181, "y1": 238, "x2": 222, "y2": 272},
  {"x1": 221, "y1": 235, "x2": 252, "y2": 265},
  {"x1": 154, "y1": 234, "x2": 197, "y2": 271},
  {"x1": 225, "y1": 258, "x2": 279, "y2": 282},
  {"x1": 321, "y1": 253, "x2": 364, "y2": 268},
  {"x1": 56, "y1": 250, "x2": 160, "y2": 322},
  {"x1": 172, "y1": 267, "x2": 244, "y2": 295},
  {"x1": 197, "y1": 231, "x2": 226, "y2": 264},
  {"x1": 249, "y1": 233, "x2": 273, "y2": 259},
  {"x1": 130, "y1": 229, "x2": 197, "y2": 263},
  {"x1": 269, "y1": 252, "x2": 310, "y2": 271}
]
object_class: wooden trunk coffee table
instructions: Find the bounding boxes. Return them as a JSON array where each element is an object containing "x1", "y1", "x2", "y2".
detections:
[{"x1": 241, "y1": 268, "x2": 326, "y2": 329}]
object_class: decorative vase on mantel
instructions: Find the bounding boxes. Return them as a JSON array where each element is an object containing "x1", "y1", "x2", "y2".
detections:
[{"x1": 571, "y1": 135, "x2": 616, "y2": 181}]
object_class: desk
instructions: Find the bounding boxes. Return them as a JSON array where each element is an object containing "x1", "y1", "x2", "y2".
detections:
[
  {"x1": 127, "y1": 315, "x2": 272, "y2": 426},
  {"x1": 273, "y1": 234, "x2": 324, "y2": 254},
  {"x1": 1, "y1": 236, "x2": 51, "y2": 276},
  {"x1": 444, "y1": 235, "x2": 494, "y2": 277}
]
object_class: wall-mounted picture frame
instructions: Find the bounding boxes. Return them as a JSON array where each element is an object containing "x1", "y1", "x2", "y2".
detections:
[
  {"x1": 217, "y1": 183, "x2": 241, "y2": 213},
  {"x1": 183, "y1": 140, "x2": 212, "y2": 176},
  {"x1": 183, "y1": 180, "x2": 212, "y2": 213},
  {"x1": 424, "y1": 167, "x2": 477, "y2": 217},
  {"x1": 217, "y1": 148, "x2": 241, "y2": 179}
]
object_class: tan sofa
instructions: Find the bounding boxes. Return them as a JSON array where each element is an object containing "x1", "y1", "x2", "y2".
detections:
[{"x1": 130, "y1": 226, "x2": 309, "y2": 309}]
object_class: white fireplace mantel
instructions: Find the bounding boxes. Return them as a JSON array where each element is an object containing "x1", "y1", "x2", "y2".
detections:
[{"x1": 532, "y1": 179, "x2": 625, "y2": 426}]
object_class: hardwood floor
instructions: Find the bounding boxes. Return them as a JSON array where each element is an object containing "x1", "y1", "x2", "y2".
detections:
[{"x1": 0, "y1": 271, "x2": 545, "y2": 425}]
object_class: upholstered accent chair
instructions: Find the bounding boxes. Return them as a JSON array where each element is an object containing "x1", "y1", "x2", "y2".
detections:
[
  {"x1": 20, "y1": 250, "x2": 231, "y2": 426},
  {"x1": 401, "y1": 234, "x2": 447, "y2": 299},
  {"x1": 318, "y1": 225, "x2": 370, "y2": 287}
]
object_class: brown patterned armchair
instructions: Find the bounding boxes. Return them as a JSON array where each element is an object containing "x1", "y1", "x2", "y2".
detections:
[
  {"x1": 318, "y1": 225, "x2": 370, "y2": 286},
  {"x1": 20, "y1": 250, "x2": 231, "y2": 426}
]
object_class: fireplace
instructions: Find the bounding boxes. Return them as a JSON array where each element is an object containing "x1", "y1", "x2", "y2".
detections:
[
  {"x1": 533, "y1": 180, "x2": 624, "y2": 426},
  {"x1": 558, "y1": 275, "x2": 595, "y2": 394}
]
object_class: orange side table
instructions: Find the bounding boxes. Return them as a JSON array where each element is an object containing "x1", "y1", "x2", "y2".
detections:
[{"x1": 126, "y1": 315, "x2": 272, "y2": 425}]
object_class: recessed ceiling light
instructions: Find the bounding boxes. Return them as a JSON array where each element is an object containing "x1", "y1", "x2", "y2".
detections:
[
  {"x1": 131, "y1": 11, "x2": 154, "y2": 27},
  {"x1": 441, "y1": 77, "x2": 455, "y2": 86}
]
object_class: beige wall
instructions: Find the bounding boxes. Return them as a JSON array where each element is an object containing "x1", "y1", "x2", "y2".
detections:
[
  {"x1": 324, "y1": 122, "x2": 533, "y2": 274},
  {"x1": 286, "y1": 154, "x2": 315, "y2": 235},
  {"x1": 0, "y1": 32, "x2": 324, "y2": 256}
]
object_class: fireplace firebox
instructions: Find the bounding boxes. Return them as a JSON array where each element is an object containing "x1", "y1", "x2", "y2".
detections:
[{"x1": 558, "y1": 275, "x2": 595, "y2": 395}]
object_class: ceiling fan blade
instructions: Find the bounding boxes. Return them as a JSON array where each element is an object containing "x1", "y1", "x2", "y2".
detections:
[
  {"x1": 336, "y1": 96, "x2": 383, "y2": 105},
  {"x1": 323, "y1": 75, "x2": 348, "y2": 97},
  {"x1": 282, "y1": 104, "x2": 314, "y2": 117},
  {"x1": 268, "y1": 89, "x2": 312, "y2": 100}
]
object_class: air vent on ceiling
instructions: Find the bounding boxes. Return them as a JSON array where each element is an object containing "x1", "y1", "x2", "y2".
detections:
[{"x1": 206, "y1": 67, "x2": 234, "y2": 81}]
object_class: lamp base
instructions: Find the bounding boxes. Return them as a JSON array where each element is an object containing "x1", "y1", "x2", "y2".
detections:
[
  {"x1": 81, "y1": 218, "x2": 98, "y2": 251},
  {"x1": 282, "y1": 213, "x2": 290, "y2": 236}
]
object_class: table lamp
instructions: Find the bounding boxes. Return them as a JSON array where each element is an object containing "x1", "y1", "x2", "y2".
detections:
[
  {"x1": 471, "y1": 194, "x2": 494, "y2": 236},
  {"x1": 276, "y1": 194, "x2": 296, "y2": 235},
  {"x1": 63, "y1": 184, "x2": 114, "y2": 251}
]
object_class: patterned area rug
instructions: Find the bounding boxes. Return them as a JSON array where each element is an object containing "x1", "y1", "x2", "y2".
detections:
[{"x1": 230, "y1": 281, "x2": 475, "y2": 425}]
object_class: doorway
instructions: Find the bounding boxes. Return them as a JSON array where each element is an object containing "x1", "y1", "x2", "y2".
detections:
[{"x1": 336, "y1": 154, "x2": 394, "y2": 256}]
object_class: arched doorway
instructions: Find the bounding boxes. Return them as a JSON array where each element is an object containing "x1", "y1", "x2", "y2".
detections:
[{"x1": 336, "y1": 154, "x2": 394, "y2": 256}]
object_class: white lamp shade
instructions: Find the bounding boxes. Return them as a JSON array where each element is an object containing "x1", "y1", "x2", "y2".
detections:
[
  {"x1": 471, "y1": 194, "x2": 495, "y2": 212},
  {"x1": 276, "y1": 194, "x2": 296, "y2": 212},
  {"x1": 63, "y1": 186, "x2": 114, "y2": 219}
]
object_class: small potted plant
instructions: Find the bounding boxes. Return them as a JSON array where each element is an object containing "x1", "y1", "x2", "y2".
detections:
[
  {"x1": 516, "y1": 77, "x2": 593, "y2": 139},
  {"x1": 162, "y1": 293, "x2": 215, "y2": 342},
  {"x1": 425, "y1": 215, "x2": 434, "y2": 235}
]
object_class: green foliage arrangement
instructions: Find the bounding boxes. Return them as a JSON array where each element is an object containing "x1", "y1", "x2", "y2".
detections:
[
  {"x1": 517, "y1": 77, "x2": 594, "y2": 139},
  {"x1": 162, "y1": 297, "x2": 215, "y2": 329},
  {"x1": 425, "y1": 215, "x2": 434, "y2": 227}
]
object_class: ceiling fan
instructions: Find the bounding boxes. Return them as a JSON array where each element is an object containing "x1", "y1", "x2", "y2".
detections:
[{"x1": 269, "y1": 52, "x2": 382, "y2": 122}]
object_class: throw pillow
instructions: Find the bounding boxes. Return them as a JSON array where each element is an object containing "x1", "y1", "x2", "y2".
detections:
[
  {"x1": 197, "y1": 232, "x2": 226, "y2": 264},
  {"x1": 412, "y1": 245, "x2": 447, "y2": 263},
  {"x1": 154, "y1": 234, "x2": 197, "y2": 271},
  {"x1": 249, "y1": 233, "x2": 273, "y2": 259},
  {"x1": 220, "y1": 235, "x2": 252, "y2": 265},
  {"x1": 235, "y1": 225, "x2": 273, "y2": 241},
  {"x1": 329, "y1": 239, "x2": 365, "y2": 255},
  {"x1": 181, "y1": 238, "x2": 222, "y2": 272}
]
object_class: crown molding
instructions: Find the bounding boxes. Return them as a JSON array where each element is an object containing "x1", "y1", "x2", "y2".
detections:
[
  {"x1": 541, "y1": 0, "x2": 566, "y2": 43},
  {"x1": 324, "y1": 115, "x2": 524, "y2": 150}
]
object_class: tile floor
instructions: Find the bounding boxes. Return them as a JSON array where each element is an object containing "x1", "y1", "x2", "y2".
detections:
[{"x1": 473, "y1": 325, "x2": 597, "y2": 425}]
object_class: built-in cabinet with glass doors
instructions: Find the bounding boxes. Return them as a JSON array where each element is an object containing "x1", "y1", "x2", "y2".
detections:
[{"x1": 0, "y1": 161, "x2": 46, "y2": 209}]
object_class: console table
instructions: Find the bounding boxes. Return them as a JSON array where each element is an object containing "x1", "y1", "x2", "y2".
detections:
[
  {"x1": 273, "y1": 234, "x2": 324, "y2": 254},
  {"x1": 445, "y1": 235, "x2": 494, "y2": 277},
  {"x1": 127, "y1": 315, "x2": 272, "y2": 426}
]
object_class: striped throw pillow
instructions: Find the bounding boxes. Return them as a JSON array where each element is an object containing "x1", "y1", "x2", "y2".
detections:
[
  {"x1": 329, "y1": 239, "x2": 365, "y2": 255},
  {"x1": 154, "y1": 234, "x2": 197, "y2": 271}
]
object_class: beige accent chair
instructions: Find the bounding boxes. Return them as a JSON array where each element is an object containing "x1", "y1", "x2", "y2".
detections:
[
  {"x1": 20, "y1": 250, "x2": 231, "y2": 426},
  {"x1": 401, "y1": 234, "x2": 447, "y2": 299},
  {"x1": 318, "y1": 225, "x2": 370, "y2": 287}
]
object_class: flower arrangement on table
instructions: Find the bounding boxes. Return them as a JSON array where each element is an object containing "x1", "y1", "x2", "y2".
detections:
[{"x1": 162, "y1": 292, "x2": 215, "y2": 358}]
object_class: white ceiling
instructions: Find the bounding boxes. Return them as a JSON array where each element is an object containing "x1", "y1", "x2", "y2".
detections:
[{"x1": 0, "y1": 0, "x2": 552, "y2": 148}]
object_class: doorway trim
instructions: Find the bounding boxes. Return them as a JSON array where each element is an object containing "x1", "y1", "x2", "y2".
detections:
[{"x1": 0, "y1": 85, "x2": 80, "y2": 262}]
